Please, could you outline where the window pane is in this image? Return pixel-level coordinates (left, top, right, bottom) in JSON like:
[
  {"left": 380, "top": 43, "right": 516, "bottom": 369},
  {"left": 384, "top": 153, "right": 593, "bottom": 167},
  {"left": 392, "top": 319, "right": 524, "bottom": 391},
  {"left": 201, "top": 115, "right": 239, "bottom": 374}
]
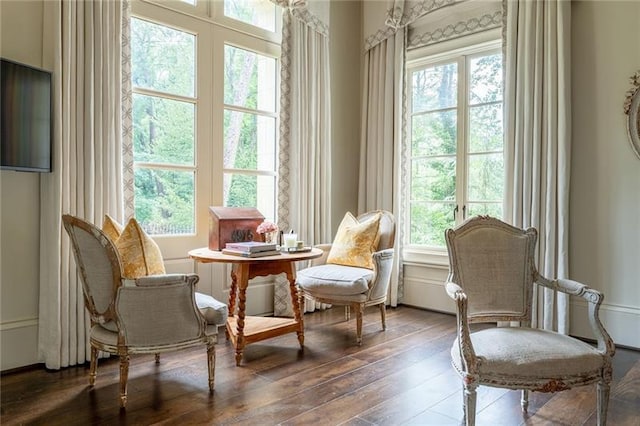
[
  {"left": 134, "top": 168, "right": 195, "bottom": 235},
  {"left": 411, "top": 157, "right": 456, "bottom": 201},
  {"left": 410, "top": 202, "right": 455, "bottom": 246},
  {"left": 469, "top": 103, "right": 503, "bottom": 153},
  {"left": 133, "top": 94, "right": 194, "bottom": 165},
  {"left": 469, "top": 54, "right": 502, "bottom": 105},
  {"left": 131, "top": 18, "right": 195, "bottom": 98},
  {"left": 411, "top": 63, "right": 457, "bottom": 113},
  {"left": 467, "top": 153, "right": 504, "bottom": 201},
  {"left": 412, "top": 111, "right": 457, "bottom": 157},
  {"left": 466, "top": 202, "right": 502, "bottom": 219},
  {"left": 223, "top": 110, "right": 276, "bottom": 170},
  {"left": 224, "top": 45, "right": 276, "bottom": 112},
  {"left": 224, "top": 0, "right": 277, "bottom": 32},
  {"left": 224, "top": 174, "right": 276, "bottom": 219}
]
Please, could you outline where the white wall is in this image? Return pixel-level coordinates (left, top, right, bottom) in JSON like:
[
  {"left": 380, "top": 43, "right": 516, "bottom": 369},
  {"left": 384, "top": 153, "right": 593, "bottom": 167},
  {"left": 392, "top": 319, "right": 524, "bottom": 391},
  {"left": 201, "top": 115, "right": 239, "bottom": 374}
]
[
  {"left": 330, "top": 0, "right": 362, "bottom": 234},
  {"left": 0, "top": 0, "right": 45, "bottom": 371},
  {"left": 570, "top": 0, "right": 640, "bottom": 348}
]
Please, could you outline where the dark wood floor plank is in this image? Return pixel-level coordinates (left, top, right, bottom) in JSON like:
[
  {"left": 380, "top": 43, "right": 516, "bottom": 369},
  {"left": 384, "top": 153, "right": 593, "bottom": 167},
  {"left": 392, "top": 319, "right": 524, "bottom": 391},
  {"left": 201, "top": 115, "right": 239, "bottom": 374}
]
[{"left": 1, "top": 306, "right": 638, "bottom": 426}]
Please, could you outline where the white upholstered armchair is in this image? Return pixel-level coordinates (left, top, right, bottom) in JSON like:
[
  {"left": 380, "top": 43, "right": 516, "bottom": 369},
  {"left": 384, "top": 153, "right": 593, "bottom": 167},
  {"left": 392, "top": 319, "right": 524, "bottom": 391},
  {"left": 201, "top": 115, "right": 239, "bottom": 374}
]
[
  {"left": 62, "top": 215, "right": 226, "bottom": 408},
  {"left": 444, "top": 216, "right": 615, "bottom": 426},
  {"left": 296, "top": 210, "right": 395, "bottom": 345}
]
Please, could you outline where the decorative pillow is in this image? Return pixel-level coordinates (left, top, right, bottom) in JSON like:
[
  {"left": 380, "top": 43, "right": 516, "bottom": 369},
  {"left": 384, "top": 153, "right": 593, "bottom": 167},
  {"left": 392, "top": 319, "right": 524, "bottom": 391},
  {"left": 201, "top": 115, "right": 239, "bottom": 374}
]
[
  {"left": 326, "top": 212, "right": 381, "bottom": 270},
  {"left": 115, "top": 218, "right": 166, "bottom": 279},
  {"left": 102, "top": 214, "right": 123, "bottom": 243}
]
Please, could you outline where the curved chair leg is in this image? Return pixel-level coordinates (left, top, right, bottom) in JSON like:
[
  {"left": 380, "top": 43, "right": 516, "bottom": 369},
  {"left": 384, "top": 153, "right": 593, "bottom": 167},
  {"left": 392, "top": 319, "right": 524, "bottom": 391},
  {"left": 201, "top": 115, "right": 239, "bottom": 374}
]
[
  {"left": 463, "top": 383, "right": 477, "bottom": 426},
  {"left": 521, "top": 389, "right": 529, "bottom": 412},
  {"left": 155, "top": 353, "right": 160, "bottom": 364},
  {"left": 207, "top": 344, "right": 216, "bottom": 393},
  {"left": 597, "top": 380, "right": 610, "bottom": 426},
  {"left": 355, "top": 303, "right": 364, "bottom": 345},
  {"left": 345, "top": 305, "right": 350, "bottom": 321},
  {"left": 119, "top": 354, "right": 130, "bottom": 408},
  {"left": 379, "top": 304, "right": 387, "bottom": 330},
  {"left": 89, "top": 346, "right": 98, "bottom": 386}
]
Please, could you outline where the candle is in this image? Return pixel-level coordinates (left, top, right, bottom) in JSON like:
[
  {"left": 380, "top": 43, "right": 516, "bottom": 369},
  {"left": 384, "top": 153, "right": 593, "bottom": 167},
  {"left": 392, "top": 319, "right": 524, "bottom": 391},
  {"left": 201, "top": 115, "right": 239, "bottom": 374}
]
[{"left": 284, "top": 233, "right": 298, "bottom": 248}]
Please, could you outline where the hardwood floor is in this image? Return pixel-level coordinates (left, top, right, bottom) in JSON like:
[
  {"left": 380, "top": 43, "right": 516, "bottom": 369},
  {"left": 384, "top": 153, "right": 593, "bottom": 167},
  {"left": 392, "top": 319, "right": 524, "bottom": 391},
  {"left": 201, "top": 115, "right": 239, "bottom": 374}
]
[{"left": 1, "top": 306, "right": 639, "bottom": 425}]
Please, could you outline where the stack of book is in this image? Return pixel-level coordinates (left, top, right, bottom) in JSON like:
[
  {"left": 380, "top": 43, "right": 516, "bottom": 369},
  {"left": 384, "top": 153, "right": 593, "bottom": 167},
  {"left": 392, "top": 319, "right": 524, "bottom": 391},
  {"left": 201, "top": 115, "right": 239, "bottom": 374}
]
[{"left": 222, "top": 241, "right": 281, "bottom": 258}]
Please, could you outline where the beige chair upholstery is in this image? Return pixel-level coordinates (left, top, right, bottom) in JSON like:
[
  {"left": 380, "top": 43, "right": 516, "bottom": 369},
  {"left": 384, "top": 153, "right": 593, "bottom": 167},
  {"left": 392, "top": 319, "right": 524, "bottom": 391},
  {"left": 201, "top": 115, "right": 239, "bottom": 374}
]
[
  {"left": 296, "top": 210, "right": 395, "bottom": 345},
  {"left": 62, "top": 215, "right": 226, "bottom": 408},
  {"left": 444, "top": 216, "right": 615, "bottom": 426}
]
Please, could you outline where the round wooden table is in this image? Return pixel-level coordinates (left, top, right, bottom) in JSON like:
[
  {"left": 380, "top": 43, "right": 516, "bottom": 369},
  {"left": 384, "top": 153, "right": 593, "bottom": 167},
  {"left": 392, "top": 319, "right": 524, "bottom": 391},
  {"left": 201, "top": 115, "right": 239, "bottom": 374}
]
[{"left": 188, "top": 247, "right": 323, "bottom": 365}]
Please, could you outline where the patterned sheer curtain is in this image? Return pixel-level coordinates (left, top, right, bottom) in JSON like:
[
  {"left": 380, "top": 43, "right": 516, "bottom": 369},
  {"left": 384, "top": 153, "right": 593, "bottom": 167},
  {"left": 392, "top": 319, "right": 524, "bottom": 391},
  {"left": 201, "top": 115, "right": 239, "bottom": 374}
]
[
  {"left": 38, "top": 0, "right": 126, "bottom": 369},
  {"left": 503, "top": 0, "right": 571, "bottom": 333}
]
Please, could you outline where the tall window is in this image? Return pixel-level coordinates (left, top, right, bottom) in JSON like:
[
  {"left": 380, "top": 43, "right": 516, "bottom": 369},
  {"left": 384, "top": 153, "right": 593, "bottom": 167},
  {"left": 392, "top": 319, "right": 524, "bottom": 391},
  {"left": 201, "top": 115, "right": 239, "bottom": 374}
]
[
  {"left": 407, "top": 44, "right": 503, "bottom": 248},
  {"left": 131, "top": 18, "right": 197, "bottom": 235},
  {"left": 223, "top": 45, "right": 278, "bottom": 221},
  {"left": 129, "top": 0, "right": 281, "bottom": 243}
]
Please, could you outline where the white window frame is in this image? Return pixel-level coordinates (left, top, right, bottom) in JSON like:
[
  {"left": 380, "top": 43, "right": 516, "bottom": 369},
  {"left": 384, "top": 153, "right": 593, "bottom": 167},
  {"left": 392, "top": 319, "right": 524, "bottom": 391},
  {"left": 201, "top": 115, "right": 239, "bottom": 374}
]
[
  {"left": 404, "top": 39, "right": 503, "bottom": 264},
  {"left": 130, "top": 0, "right": 281, "bottom": 260}
]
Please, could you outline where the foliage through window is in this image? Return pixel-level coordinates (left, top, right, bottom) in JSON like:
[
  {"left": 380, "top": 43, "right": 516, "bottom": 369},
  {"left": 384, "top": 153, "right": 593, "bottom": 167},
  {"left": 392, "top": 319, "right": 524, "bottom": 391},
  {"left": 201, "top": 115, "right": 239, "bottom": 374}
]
[
  {"left": 224, "top": 0, "right": 277, "bottom": 33},
  {"left": 131, "top": 18, "right": 197, "bottom": 235},
  {"left": 223, "top": 45, "right": 278, "bottom": 221},
  {"left": 407, "top": 46, "right": 503, "bottom": 247}
]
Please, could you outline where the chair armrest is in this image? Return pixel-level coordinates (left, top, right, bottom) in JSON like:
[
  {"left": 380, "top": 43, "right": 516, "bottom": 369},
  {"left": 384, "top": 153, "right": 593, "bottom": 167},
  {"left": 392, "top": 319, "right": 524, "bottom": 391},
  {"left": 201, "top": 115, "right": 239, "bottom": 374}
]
[
  {"left": 445, "top": 281, "right": 479, "bottom": 375},
  {"left": 115, "top": 277, "right": 206, "bottom": 346},
  {"left": 367, "top": 248, "right": 395, "bottom": 302},
  {"left": 309, "top": 243, "right": 332, "bottom": 267},
  {"left": 536, "top": 276, "right": 615, "bottom": 356},
  {"left": 133, "top": 273, "right": 199, "bottom": 287}
]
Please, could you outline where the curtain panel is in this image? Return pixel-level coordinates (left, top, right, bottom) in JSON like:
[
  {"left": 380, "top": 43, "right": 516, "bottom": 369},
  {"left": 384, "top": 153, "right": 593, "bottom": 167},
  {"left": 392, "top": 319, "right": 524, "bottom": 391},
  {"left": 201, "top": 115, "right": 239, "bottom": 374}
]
[
  {"left": 503, "top": 0, "right": 571, "bottom": 333},
  {"left": 39, "top": 0, "right": 126, "bottom": 369},
  {"left": 273, "top": 1, "right": 332, "bottom": 312},
  {"left": 359, "top": 31, "right": 406, "bottom": 306}
]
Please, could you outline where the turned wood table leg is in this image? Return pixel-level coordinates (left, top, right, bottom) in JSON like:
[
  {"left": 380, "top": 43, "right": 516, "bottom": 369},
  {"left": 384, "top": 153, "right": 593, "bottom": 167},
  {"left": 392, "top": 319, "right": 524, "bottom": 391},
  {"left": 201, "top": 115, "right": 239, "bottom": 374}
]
[
  {"left": 286, "top": 262, "right": 304, "bottom": 348},
  {"left": 234, "top": 264, "right": 249, "bottom": 366},
  {"left": 226, "top": 266, "right": 238, "bottom": 340}
]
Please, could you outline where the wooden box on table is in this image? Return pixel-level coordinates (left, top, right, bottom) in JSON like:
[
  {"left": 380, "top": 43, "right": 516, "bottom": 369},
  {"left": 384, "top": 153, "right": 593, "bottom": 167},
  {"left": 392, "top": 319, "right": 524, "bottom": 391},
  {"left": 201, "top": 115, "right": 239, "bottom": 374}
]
[{"left": 208, "top": 207, "right": 265, "bottom": 251}]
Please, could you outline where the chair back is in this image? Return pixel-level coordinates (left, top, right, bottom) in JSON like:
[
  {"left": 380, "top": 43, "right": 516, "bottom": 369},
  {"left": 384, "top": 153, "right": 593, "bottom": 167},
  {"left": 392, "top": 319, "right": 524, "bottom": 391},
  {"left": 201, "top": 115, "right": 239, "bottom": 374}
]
[
  {"left": 62, "top": 215, "right": 123, "bottom": 325},
  {"left": 445, "top": 216, "right": 537, "bottom": 324},
  {"left": 358, "top": 210, "right": 396, "bottom": 250}
]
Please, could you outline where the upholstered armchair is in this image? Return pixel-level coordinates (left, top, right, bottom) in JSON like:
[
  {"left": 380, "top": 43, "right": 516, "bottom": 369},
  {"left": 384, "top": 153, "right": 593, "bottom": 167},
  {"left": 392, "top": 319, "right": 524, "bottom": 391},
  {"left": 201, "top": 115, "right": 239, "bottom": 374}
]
[
  {"left": 444, "top": 216, "right": 615, "bottom": 426},
  {"left": 62, "top": 215, "right": 227, "bottom": 408},
  {"left": 296, "top": 210, "right": 395, "bottom": 345}
]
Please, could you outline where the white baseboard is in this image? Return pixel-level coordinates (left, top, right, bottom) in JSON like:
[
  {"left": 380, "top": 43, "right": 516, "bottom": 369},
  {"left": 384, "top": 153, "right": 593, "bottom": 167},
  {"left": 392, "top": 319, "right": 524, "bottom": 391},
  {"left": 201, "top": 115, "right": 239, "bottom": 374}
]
[
  {"left": 571, "top": 300, "right": 640, "bottom": 349},
  {"left": 1, "top": 318, "right": 39, "bottom": 371}
]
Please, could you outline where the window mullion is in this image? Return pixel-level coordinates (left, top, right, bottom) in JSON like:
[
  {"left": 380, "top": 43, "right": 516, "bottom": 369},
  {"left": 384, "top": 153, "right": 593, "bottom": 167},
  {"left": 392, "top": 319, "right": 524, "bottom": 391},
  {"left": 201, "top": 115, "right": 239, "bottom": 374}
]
[{"left": 456, "top": 56, "right": 467, "bottom": 224}]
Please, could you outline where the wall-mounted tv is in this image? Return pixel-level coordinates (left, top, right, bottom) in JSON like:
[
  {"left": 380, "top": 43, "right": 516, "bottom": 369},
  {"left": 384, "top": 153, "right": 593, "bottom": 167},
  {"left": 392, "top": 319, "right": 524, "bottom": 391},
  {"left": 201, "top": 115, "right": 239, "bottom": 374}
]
[{"left": 1, "top": 58, "right": 53, "bottom": 172}]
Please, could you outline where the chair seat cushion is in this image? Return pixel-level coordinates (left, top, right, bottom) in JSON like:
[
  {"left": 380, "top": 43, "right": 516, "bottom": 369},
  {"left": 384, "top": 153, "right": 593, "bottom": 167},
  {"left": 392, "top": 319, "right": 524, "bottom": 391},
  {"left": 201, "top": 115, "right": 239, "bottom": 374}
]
[
  {"left": 195, "top": 292, "right": 228, "bottom": 326},
  {"left": 451, "top": 327, "right": 605, "bottom": 381},
  {"left": 297, "top": 264, "right": 373, "bottom": 296}
]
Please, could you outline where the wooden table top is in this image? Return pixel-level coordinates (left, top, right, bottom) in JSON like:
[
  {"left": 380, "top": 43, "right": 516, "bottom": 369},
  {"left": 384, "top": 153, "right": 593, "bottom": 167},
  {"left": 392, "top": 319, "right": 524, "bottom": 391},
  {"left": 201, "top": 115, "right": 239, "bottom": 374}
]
[{"left": 188, "top": 247, "right": 323, "bottom": 264}]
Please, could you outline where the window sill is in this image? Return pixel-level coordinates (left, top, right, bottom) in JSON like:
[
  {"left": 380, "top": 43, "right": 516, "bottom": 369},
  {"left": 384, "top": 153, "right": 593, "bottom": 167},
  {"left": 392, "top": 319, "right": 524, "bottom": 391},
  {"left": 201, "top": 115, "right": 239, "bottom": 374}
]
[{"left": 402, "top": 247, "right": 449, "bottom": 268}]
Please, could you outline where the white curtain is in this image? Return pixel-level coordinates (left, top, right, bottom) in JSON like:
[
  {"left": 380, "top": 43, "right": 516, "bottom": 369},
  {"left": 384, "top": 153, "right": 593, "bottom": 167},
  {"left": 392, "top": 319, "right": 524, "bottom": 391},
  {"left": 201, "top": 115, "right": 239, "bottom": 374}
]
[
  {"left": 277, "top": 8, "right": 331, "bottom": 245},
  {"left": 359, "top": 31, "right": 406, "bottom": 307},
  {"left": 275, "top": 3, "right": 332, "bottom": 312},
  {"left": 38, "top": 0, "right": 125, "bottom": 369},
  {"left": 503, "top": 0, "right": 571, "bottom": 333}
]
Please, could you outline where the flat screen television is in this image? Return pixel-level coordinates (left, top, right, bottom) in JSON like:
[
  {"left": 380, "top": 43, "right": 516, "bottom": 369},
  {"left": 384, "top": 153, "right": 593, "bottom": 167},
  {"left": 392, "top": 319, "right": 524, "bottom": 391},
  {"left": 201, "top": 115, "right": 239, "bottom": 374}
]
[{"left": 1, "top": 58, "right": 53, "bottom": 172}]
